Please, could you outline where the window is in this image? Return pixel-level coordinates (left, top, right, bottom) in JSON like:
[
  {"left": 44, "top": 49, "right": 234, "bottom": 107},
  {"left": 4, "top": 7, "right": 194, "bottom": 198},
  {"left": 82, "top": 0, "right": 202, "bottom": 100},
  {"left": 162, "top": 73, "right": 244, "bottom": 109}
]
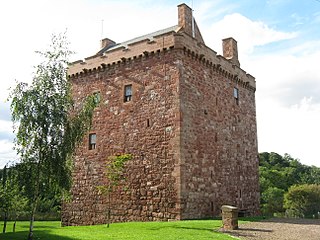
[
  {"left": 124, "top": 84, "right": 132, "bottom": 102},
  {"left": 233, "top": 87, "right": 239, "bottom": 105},
  {"left": 89, "top": 133, "right": 96, "bottom": 150}
]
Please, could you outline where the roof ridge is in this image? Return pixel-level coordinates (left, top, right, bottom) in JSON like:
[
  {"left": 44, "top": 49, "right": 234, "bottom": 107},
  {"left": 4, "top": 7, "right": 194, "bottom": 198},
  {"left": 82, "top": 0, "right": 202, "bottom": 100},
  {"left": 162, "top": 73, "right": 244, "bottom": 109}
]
[{"left": 98, "top": 25, "right": 178, "bottom": 55}]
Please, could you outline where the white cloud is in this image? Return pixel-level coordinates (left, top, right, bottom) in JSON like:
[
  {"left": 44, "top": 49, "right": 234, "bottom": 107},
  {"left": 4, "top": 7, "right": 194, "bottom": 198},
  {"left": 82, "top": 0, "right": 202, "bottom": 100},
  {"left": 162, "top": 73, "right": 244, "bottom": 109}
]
[
  {"left": 0, "top": 120, "right": 14, "bottom": 133},
  {"left": 245, "top": 36, "right": 320, "bottom": 167},
  {"left": 0, "top": 140, "right": 17, "bottom": 168},
  {"left": 258, "top": 97, "right": 320, "bottom": 167},
  {"left": 249, "top": 41, "right": 320, "bottom": 106},
  {"left": 202, "top": 13, "right": 297, "bottom": 58}
]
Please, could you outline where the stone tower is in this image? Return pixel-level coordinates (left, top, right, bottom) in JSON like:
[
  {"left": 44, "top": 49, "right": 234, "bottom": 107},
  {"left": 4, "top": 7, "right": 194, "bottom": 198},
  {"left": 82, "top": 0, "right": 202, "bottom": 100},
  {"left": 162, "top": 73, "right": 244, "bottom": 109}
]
[{"left": 62, "top": 3, "right": 260, "bottom": 226}]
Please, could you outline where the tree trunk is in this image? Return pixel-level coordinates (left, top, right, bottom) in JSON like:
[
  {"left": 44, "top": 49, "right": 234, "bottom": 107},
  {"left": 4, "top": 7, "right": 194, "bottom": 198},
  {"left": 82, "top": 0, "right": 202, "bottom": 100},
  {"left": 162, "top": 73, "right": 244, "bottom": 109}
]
[
  {"left": 13, "top": 220, "right": 16, "bottom": 233},
  {"left": 107, "top": 208, "right": 110, "bottom": 228},
  {"left": 107, "top": 194, "right": 111, "bottom": 228},
  {"left": 2, "top": 211, "right": 8, "bottom": 233},
  {"left": 28, "top": 203, "right": 37, "bottom": 240},
  {"left": 28, "top": 158, "right": 41, "bottom": 240}
]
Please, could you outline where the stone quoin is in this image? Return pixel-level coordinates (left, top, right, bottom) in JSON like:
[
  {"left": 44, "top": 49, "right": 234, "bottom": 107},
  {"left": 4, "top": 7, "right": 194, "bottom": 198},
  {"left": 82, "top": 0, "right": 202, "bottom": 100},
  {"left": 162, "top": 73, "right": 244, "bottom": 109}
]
[{"left": 62, "top": 3, "right": 260, "bottom": 226}]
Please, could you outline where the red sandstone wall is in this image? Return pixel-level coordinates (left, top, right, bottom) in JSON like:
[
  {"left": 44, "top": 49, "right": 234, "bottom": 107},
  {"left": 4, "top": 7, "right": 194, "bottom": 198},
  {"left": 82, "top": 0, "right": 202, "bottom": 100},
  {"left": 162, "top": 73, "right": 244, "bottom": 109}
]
[
  {"left": 62, "top": 38, "right": 260, "bottom": 226},
  {"left": 177, "top": 49, "right": 260, "bottom": 219},
  {"left": 62, "top": 3, "right": 260, "bottom": 226},
  {"left": 62, "top": 50, "right": 182, "bottom": 225}
]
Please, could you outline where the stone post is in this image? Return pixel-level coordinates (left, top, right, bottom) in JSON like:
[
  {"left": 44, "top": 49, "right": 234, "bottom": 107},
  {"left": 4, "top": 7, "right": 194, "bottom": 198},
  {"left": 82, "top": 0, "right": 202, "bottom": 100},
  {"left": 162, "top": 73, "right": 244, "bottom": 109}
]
[{"left": 221, "top": 205, "right": 239, "bottom": 230}]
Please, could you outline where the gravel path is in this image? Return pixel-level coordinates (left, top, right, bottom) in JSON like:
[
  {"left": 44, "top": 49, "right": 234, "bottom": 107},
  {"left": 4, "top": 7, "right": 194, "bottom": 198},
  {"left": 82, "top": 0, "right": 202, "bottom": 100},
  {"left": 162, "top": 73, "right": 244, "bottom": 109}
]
[{"left": 223, "top": 218, "right": 320, "bottom": 240}]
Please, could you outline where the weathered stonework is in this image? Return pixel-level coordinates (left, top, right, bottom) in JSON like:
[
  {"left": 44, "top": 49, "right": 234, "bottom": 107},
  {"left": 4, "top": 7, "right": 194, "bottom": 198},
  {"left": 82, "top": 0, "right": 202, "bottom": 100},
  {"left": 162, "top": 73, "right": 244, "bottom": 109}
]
[
  {"left": 221, "top": 205, "right": 239, "bottom": 230},
  {"left": 62, "top": 3, "right": 260, "bottom": 226}
]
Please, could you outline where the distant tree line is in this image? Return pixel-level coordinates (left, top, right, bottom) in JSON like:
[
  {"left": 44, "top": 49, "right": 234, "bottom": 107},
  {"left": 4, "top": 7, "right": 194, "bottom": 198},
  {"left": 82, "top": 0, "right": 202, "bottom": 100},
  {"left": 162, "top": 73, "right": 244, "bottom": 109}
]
[
  {"left": 0, "top": 162, "right": 60, "bottom": 233},
  {"left": 259, "top": 152, "right": 320, "bottom": 218}
]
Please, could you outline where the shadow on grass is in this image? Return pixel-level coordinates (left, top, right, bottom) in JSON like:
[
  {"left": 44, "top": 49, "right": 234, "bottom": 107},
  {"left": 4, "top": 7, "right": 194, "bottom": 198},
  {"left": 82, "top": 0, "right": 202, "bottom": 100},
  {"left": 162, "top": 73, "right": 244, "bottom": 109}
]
[
  {"left": 148, "top": 224, "right": 214, "bottom": 233},
  {"left": 0, "top": 230, "right": 77, "bottom": 240}
]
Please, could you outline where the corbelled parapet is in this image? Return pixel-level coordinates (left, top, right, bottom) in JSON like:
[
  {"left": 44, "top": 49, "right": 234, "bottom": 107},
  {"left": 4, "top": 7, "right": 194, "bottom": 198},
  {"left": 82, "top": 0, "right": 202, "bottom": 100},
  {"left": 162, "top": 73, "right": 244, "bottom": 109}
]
[{"left": 68, "top": 4, "right": 255, "bottom": 92}]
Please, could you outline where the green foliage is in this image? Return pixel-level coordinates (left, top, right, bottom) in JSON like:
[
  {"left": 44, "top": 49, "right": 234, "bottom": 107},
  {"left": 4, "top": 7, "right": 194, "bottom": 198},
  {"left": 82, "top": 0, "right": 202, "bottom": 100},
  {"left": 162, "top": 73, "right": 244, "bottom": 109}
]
[
  {"left": 0, "top": 220, "right": 238, "bottom": 240},
  {"left": 106, "top": 154, "right": 132, "bottom": 187},
  {"left": 7, "top": 32, "right": 98, "bottom": 240},
  {"left": 259, "top": 152, "right": 320, "bottom": 216},
  {"left": 98, "top": 154, "right": 132, "bottom": 194},
  {"left": 261, "top": 187, "right": 285, "bottom": 215},
  {"left": 98, "top": 154, "right": 132, "bottom": 227},
  {"left": 0, "top": 165, "right": 28, "bottom": 233},
  {"left": 284, "top": 184, "right": 320, "bottom": 218}
]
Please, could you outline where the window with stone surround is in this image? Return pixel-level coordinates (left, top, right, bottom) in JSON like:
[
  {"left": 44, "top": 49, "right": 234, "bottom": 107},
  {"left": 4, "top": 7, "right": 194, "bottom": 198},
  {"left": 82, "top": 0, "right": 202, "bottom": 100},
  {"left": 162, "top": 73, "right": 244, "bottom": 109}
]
[
  {"left": 233, "top": 87, "right": 239, "bottom": 105},
  {"left": 124, "top": 84, "right": 132, "bottom": 102},
  {"left": 89, "top": 133, "right": 96, "bottom": 150}
]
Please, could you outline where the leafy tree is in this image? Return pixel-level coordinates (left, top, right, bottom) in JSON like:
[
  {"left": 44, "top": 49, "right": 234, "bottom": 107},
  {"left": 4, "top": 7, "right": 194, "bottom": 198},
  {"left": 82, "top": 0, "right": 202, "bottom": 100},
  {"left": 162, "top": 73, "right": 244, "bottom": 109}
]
[
  {"left": 299, "top": 166, "right": 320, "bottom": 184},
  {"left": 98, "top": 154, "right": 132, "bottom": 228},
  {"left": 14, "top": 161, "right": 63, "bottom": 219},
  {"left": 8, "top": 33, "right": 98, "bottom": 240},
  {"left": 284, "top": 184, "right": 320, "bottom": 218},
  {"left": 0, "top": 166, "right": 10, "bottom": 233},
  {"left": 259, "top": 152, "right": 320, "bottom": 216},
  {"left": 261, "top": 187, "right": 285, "bottom": 215},
  {"left": 0, "top": 165, "right": 27, "bottom": 233}
]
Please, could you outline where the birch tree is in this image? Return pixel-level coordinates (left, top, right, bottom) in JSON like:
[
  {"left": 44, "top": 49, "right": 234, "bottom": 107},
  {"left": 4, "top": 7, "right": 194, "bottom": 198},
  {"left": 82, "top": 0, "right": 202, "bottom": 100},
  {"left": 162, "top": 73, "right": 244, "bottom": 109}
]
[{"left": 9, "top": 33, "right": 98, "bottom": 240}]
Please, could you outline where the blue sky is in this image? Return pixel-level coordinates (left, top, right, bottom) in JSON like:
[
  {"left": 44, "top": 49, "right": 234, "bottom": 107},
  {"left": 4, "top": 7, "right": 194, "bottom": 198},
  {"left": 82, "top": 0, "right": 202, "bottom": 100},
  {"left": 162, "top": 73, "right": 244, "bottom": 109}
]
[{"left": 1, "top": 0, "right": 320, "bottom": 167}]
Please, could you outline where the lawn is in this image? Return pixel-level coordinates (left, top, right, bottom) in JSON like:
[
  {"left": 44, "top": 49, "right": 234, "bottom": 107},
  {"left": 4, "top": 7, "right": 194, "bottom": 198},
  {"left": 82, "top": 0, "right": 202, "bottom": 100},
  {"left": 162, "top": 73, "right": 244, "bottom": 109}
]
[{"left": 0, "top": 219, "right": 242, "bottom": 240}]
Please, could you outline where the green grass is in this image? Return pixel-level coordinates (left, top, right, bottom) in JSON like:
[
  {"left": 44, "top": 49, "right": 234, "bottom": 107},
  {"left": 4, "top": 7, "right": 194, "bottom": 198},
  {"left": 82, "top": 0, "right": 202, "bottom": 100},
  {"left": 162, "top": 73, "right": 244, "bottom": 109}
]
[{"left": 0, "top": 219, "right": 242, "bottom": 240}]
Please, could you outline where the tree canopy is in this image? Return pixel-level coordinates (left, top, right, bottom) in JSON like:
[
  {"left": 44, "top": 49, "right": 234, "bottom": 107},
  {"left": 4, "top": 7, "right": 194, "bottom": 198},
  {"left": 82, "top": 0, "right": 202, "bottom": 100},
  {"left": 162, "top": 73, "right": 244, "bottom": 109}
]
[
  {"left": 8, "top": 32, "right": 98, "bottom": 240},
  {"left": 259, "top": 152, "right": 320, "bottom": 217}
]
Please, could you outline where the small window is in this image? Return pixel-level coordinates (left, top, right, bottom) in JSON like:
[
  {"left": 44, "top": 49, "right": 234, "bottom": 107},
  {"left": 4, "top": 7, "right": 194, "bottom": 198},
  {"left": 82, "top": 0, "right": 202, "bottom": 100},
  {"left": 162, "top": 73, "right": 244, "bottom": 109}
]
[
  {"left": 89, "top": 133, "right": 96, "bottom": 150},
  {"left": 124, "top": 85, "right": 132, "bottom": 102},
  {"left": 233, "top": 87, "right": 239, "bottom": 105}
]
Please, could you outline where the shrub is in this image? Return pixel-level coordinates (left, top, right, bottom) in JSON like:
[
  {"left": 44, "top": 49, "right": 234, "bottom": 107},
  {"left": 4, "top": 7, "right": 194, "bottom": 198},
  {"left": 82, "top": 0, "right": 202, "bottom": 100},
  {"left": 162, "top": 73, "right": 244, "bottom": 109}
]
[{"left": 284, "top": 184, "right": 320, "bottom": 218}]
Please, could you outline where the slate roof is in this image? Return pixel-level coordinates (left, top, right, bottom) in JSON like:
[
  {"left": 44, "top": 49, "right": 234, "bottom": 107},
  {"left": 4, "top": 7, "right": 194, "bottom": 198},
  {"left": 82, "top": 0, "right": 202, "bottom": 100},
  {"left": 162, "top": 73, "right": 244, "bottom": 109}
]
[{"left": 97, "top": 25, "right": 178, "bottom": 55}]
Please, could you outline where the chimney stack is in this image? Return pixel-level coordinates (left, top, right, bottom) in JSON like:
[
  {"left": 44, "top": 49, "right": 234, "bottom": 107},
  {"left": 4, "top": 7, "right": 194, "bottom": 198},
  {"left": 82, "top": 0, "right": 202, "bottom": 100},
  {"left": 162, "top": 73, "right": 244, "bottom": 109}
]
[
  {"left": 222, "top": 38, "right": 240, "bottom": 67},
  {"left": 178, "top": 3, "right": 193, "bottom": 37}
]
